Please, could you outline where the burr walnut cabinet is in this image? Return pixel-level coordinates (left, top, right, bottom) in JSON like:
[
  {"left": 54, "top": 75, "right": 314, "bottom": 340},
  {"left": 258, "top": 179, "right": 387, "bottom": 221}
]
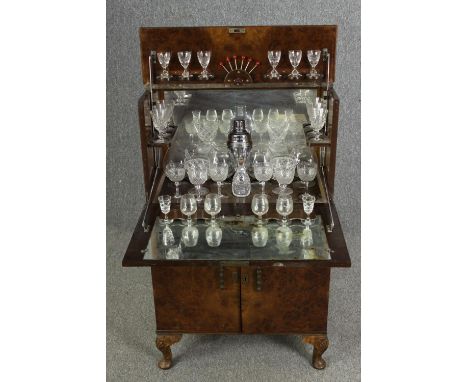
[{"left": 122, "top": 25, "right": 351, "bottom": 371}]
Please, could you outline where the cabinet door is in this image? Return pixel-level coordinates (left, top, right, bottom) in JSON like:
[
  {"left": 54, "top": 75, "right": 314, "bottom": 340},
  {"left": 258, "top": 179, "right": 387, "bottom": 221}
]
[
  {"left": 151, "top": 266, "right": 241, "bottom": 333},
  {"left": 240, "top": 266, "right": 330, "bottom": 334}
]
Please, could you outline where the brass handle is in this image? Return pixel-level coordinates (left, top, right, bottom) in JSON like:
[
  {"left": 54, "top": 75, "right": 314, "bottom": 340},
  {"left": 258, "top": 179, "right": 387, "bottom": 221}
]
[{"left": 256, "top": 269, "right": 262, "bottom": 291}]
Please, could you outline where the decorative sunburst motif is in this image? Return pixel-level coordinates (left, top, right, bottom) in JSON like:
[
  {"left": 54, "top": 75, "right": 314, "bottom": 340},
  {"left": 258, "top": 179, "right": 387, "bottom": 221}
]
[{"left": 219, "top": 55, "right": 260, "bottom": 85}]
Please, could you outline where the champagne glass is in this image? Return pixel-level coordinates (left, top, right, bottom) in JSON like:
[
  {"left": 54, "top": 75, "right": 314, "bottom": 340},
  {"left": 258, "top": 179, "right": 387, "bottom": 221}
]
[
  {"left": 204, "top": 193, "right": 221, "bottom": 224},
  {"left": 306, "top": 50, "right": 321, "bottom": 79},
  {"left": 251, "top": 194, "right": 269, "bottom": 223},
  {"left": 266, "top": 50, "right": 281, "bottom": 79},
  {"left": 297, "top": 160, "right": 317, "bottom": 196},
  {"left": 251, "top": 225, "right": 268, "bottom": 247},
  {"left": 220, "top": 109, "right": 234, "bottom": 136},
  {"left": 197, "top": 50, "right": 212, "bottom": 80},
  {"left": 209, "top": 147, "right": 230, "bottom": 197},
  {"left": 177, "top": 51, "right": 191, "bottom": 80},
  {"left": 252, "top": 108, "right": 266, "bottom": 142},
  {"left": 206, "top": 223, "right": 222, "bottom": 247},
  {"left": 180, "top": 194, "right": 197, "bottom": 225},
  {"left": 185, "top": 158, "right": 208, "bottom": 202},
  {"left": 158, "top": 195, "right": 173, "bottom": 224},
  {"left": 276, "top": 194, "right": 293, "bottom": 226},
  {"left": 288, "top": 50, "right": 302, "bottom": 79},
  {"left": 302, "top": 194, "right": 316, "bottom": 226},
  {"left": 252, "top": 149, "right": 273, "bottom": 194},
  {"left": 157, "top": 51, "right": 171, "bottom": 81},
  {"left": 164, "top": 160, "right": 185, "bottom": 199},
  {"left": 272, "top": 156, "right": 297, "bottom": 195}
]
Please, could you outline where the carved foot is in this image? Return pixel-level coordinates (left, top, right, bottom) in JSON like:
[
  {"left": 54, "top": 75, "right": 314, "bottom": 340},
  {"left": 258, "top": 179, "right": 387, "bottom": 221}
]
[
  {"left": 303, "top": 334, "right": 329, "bottom": 369},
  {"left": 155, "top": 334, "right": 182, "bottom": 369}
]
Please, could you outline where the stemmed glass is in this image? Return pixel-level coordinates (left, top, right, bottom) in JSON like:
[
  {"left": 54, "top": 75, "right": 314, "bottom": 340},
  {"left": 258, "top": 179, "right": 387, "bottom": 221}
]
[
  {"left": 251, "top": 194, "right": 269, "bottom": 223},
  {"left": 306, "top": 50, "right": 321, "bottom": 79},
  {"left": 276, "top": 194, "right": 293, "bottom": 226},
  {"left": 220, "top": 109, "right": 234, "bottom": 136},
  {"left": 266, "top": 50, "right": 281, "bottom": 79},
  {"left": 164, "top": 160, "right": 185, "bottom": 199},
  {"left": 272, "top": 155, "right": 297, "bottom": 195},
  {"left": 297, "top": 157, "right": 317, "bottom": 196},
  {"left": 252, "top": 149, "right": 273, "bottom": 194},
  {"left": 197, "top": 50, "right": 212, "bottom": 80},
  {"left": 150, "top": 100, "right": 174, "bottom": 141},
  {"left": 158, "top": 195, "right": 173, "bottom": 224},
  {"left": 204, "top": 193, "right": 221, "bottom": 224},
  {"left": 208, "top": 146, "right": 230, "bottom": 197},
  {"left": 177, "top": 51, "right": 192, "bottom": 80},
  {"left": 206, "top": 109, "right": 217, "bottom": 122},
  {"left": 174, "top": 90, "right": 190, "bottom": 105},
  {"left": 252, "top": 108, "right": 266, "bottom": 142},
  {"left": 180, "top": 194, "right": 197, "bottom": 225},
  {"left": 157, "top": 51, "right": 171, "bottom": 81},
  {"left": 302, "top": 194, "right": 316, "bottom": 226},
  {"left": 288, "top": 50, "right": 302, "bottom": 79},
  {"left": 267, "top": 108, "right": 288, "bottom": 143},
  {"left": 185, "top": 158, "right": 208, "bottom": 202},
  {"left": 305, "top": 96, "right": 328, "bottom": 140}
]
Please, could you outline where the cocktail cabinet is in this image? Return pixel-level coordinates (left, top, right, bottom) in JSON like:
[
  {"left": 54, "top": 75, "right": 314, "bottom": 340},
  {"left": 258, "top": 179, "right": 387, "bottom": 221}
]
[{"left": 122, "top": 25, "right": 351, "bottom": 371}]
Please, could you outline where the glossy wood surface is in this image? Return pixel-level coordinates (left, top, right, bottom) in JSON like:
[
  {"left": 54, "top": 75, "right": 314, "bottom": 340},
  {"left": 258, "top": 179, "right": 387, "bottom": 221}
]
[{"left": 140, "top": 26, "right": 337, "bottom": 85}]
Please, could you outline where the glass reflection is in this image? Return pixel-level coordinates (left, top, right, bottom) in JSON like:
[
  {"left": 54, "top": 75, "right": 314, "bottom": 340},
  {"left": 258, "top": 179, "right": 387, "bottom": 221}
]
[
  {"left": 182, "top": 225, "right": 199, "bottom": 247},
  {"left": 251, "top": 224, "right": 269, "bottom": 247},
  {"left": 205, "top": 223, "right": 222, "bottom": 247},
  {"left": 276, "top": 225, "right": 293, "bottom": 253}
]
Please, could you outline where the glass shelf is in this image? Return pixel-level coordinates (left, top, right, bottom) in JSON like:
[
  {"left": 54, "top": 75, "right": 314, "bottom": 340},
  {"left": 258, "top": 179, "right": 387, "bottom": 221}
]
[{"left": 143, "top": 215, "right": 331, "bottom": 262}]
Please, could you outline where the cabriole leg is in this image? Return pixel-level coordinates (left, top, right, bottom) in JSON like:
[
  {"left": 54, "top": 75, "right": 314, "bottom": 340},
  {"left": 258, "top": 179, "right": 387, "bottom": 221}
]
[
  {"left": 155, "top": 334, "right": 182, "bottom": 369},
  {"left": 303, "top": 334, "right": 329, "bottom": 369}
]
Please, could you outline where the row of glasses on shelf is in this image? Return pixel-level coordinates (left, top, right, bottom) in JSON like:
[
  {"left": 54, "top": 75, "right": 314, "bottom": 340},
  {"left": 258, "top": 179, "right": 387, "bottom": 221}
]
[
  {"left": 266, "top": 49, "right": 322, "bottom": 80},
  {"left": 156, "top": 51, "right": 213, "bottom": 81}
]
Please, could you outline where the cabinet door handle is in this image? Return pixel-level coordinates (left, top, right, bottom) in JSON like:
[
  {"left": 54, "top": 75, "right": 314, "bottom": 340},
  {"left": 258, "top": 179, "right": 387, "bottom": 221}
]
[
  {"left": 219, "top": 267, "right": 225, "bottom": 289},
  {"left": 241, "top": 274, "right": 248, "bottom": 285},
  {"left": 256, "top": 269, "right": 262, "bottom": 291}
]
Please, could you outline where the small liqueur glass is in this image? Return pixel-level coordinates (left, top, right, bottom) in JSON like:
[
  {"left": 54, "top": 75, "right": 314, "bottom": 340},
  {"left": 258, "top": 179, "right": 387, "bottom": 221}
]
[
  {"left": 297, "top": 159, "right": 317, "bottom": 196},
  {"left": 205, "top": 223, "right": 222, "bottom": 247},
  {"left": 306, "top": 50, "right": 321, "bottom": 79},
  {"left": 266, "top": 50, "right": 281, "bottom": 79},
  {"left": 158, "top": 195, "right": 173, "bottom": 224},
  {"left": 288, "top": 50, "right": 302, "bottom": 79},
  {"left": 185, "top": 158, "right": 209, "bottom": 202},
  {"left": 204, "top": 193, "right": 222, "bottom": 224},
  {"left": 272, "top": 156, "right": 297, "bottom": 195},
  {"left": 157, "top": 51, "right": 171, "bottom": 81},
  {"left": 197, "top": 50, "right": 212, "bottom": 80},
  {"left": 276, "top": 194, "right": 293, "bottom": 226},
  {"left": 251, "top": 194, "right": 269, "bottom": 223},
  {"left": 164, "top": 160, "right": 185, "bottom": 199},
  {"left": 302, "top": 194, "right": 316, "bottom": 226},
  {"left": 252, "top": 149, "right": 273, "bottom": 194},
  {"left": 177, "top": 51, "right": 192, "bottom": 80},
  {"left": 180, "top": 193, "right": 197, "bottom": 225},
  {"left": 220, "top": 109, "right": 234, "bottom": 136}
]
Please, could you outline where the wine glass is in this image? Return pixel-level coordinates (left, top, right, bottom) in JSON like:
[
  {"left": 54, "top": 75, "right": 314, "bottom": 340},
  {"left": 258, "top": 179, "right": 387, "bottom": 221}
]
[
  {"left": 164, "top": 160, "right": 185, "bottom": 199},
  {"left": 157, "top": 51, "right": 171, "bottom": 81},
  {"left": 251, "top": 225, "right": 269, "bottom": 247},
  {"left": 206, "top": 109, "right": 218, "bottom": 122},
  {"left": 305, "top": 98, "right": 328, "bottom": 141},
  {"left": 180, "top": 194, "right": 197, "bottom": 225},
  {"left": 266, "top": 50, "right": 281, "bottom": 79},
  {"left": 272, "top": 156, "right": 297, "bottom": 195},
  {"left": 208, "top": 146, "right": 230, "bottom": 197},
  {"left": 206, "top": 223, "right": 222, "bottom": 247},
  {"left": 182, "top": 225, "right": 199, "bottom": 247},
  {"left": 177, "top": 51, "right": 191, "bottom": 80},
  {"left": 197, "top": 50, "right": 212, "bottom": 80},
  {"left": 252, "top": 108, "right": 266, "bottom": 142},
  {"left": 276, "top": 194, "right": 293, "bottom": 226},
  {"left": 251, "top": 194, "right": 269, "bottom": 223},
  {"left": 196, "top": 118, "right": 218, "bottom": 144},
  {"left": 204, "top": 193, "right": 221, "bottom": 224},
  {"left": 306, "top": 50, "right": 321, "bottom": 79},
  {"left": 302, "top": 194, "right": 316, "bottom": 226},
  {"left": 297, "top": 159, "right": 317, "bottom": 196},
  {"left": 220, "top": 109, "right": 234, "bottom": 136},
  {"left": 158, "top": 195, "right": 173, "bottom": 224},
  {"left": 267, "top": 108, "right": 288, "bottom": 143},
  {"left": 288, "top": 50, "right": 302, "bottom": 79},
  {"left": 185, "top": 158, "right": 208, "bottom": 202},
  {"left": 252, "top": 149, "right": 273, "bottom": 194}
]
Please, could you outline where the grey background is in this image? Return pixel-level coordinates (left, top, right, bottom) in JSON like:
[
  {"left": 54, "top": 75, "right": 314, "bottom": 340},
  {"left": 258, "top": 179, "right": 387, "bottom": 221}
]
[{"left": 107, "top": 0, "right": 360, "bottom": 380}]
